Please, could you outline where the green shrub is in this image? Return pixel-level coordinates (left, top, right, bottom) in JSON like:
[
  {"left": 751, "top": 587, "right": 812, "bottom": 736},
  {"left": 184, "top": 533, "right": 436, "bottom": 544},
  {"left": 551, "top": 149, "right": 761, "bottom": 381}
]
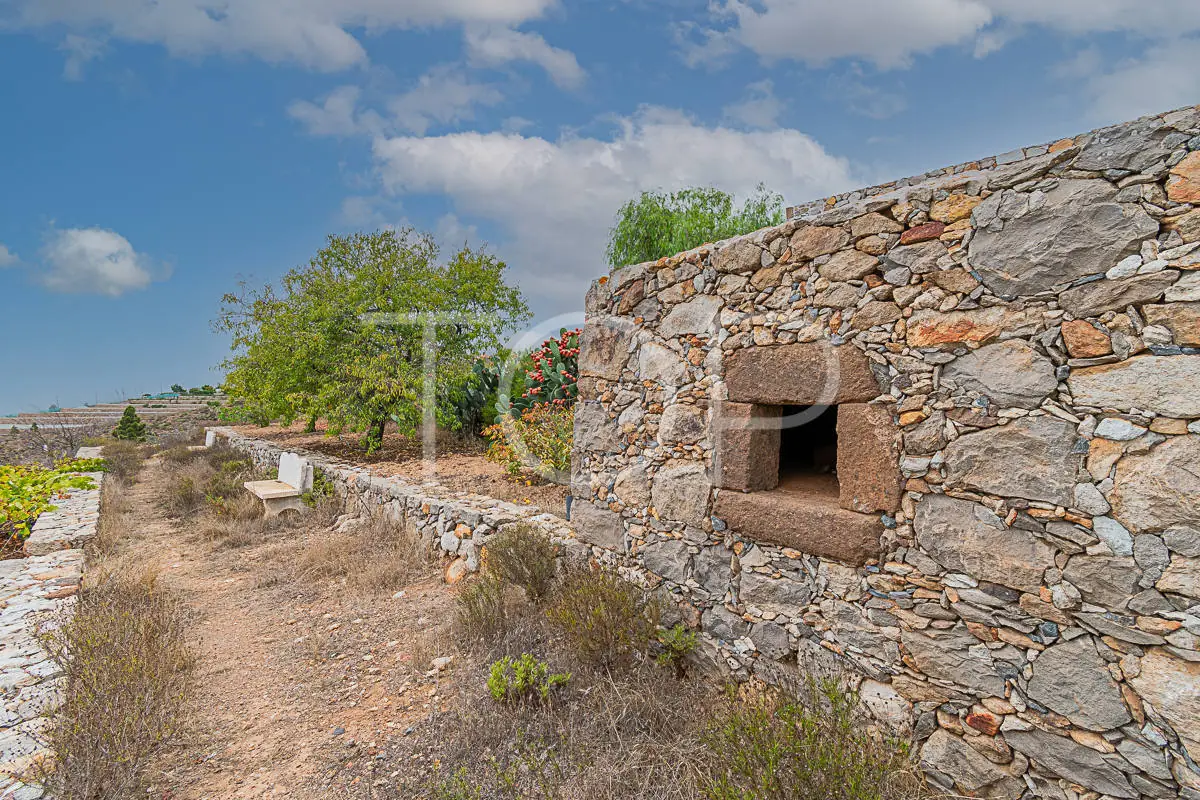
[
  {"left": 455, "top": 573, "right": 511, "bottom": 641},
  {"left": 484, "top": 404, "right": 574, "bottom": 483},
  {"left": 487, "top": 653, "right": 571, "bottom": 706},
  {"left": 485, "top": 525, "right": 559, "bottom": 602},
  {"left": 700, "top": 681, "right": 927, "bottom": 800},
  {"left": 656, "top": 623, "right": 698, "bottom": 678},
  {"left": 301, "top": 467, "right": 336, "bottom": 509},
  {"left": 112, "top": 406, "right": 147, "bottom": 442},
  {"left": 545, "top": 567, "right": 658, "bottom": 668}
]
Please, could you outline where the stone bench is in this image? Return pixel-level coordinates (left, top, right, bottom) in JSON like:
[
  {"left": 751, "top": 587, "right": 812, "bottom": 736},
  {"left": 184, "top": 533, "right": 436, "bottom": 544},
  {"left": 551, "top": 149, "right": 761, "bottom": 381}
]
[{"left": 244, "top": 452, "right": 312, "bottom": 517}]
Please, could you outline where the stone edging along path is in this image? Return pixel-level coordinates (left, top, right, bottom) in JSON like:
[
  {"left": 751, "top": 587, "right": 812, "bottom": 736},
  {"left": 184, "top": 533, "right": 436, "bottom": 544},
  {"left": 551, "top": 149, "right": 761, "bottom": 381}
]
[
  {"left": 209, "top": 428, "right": 580, "bottom": 583},
  {"left": 0, "top": 448, "right": 104, "bottom": 799}
]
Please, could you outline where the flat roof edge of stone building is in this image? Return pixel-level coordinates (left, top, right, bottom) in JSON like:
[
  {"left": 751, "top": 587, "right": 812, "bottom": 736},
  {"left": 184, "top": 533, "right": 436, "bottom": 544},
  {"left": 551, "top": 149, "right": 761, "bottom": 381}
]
[
  {"left": 593, "top": 102, "right": 1200, "bottom": 290},
  {"left": 784, "top": 103, "right": 1200, "bottom": 222}
]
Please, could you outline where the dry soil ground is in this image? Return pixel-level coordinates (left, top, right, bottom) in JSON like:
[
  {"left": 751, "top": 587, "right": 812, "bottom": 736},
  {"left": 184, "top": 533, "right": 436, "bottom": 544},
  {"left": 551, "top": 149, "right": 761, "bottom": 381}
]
[{"left": 108, "top": 456, "right": 464, "bottom": 799}]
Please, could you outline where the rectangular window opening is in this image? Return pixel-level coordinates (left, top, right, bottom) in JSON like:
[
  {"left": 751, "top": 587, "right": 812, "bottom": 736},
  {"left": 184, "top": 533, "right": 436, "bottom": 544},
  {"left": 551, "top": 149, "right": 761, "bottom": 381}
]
[{"left": 777, "top": 404, "right": 839, "bottom": 498}]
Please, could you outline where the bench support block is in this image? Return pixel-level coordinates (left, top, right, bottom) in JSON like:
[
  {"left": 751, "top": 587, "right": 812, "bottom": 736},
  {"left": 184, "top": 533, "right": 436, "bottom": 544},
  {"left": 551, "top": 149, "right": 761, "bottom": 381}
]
[{"left": 261, "top": 495, "right": 306, "bottom": 518}]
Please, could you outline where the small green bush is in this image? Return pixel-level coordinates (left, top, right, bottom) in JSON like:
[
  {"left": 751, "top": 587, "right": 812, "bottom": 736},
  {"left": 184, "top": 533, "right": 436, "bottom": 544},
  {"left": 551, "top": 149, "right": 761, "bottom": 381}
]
[
  {"left": 487, "top": 653, "right": 571, "bottom": 706},
  {"left": 545, "top": 567, "right": 658, "bottom": 668},
  {"left": 656, "top": 623, "right": 698, "bottom": 678},
  {"left": 301, "top": 467, "right": 336, "bottom": 508},
  {"left": 485, "top": 525, "right": 559, "bottom": 602},
  {"left": 112, "top": 406, "right": 147, "bottom": 442},
  {"left": 701, "top": 681, "right": 927, "bottom": 800}
]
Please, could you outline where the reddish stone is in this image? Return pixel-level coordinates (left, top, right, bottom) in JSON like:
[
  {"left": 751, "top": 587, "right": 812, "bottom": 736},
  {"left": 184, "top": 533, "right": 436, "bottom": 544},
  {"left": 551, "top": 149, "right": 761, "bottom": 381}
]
[
  {"left": 1061, "top": 319, "right": 1113, "bottom": 357},
  {"left": 714, "top": 402, "right": 781, "bottom": 492},
  {"left": 1144, "top": 303, "right": 1200, "bottom": 346},
  {"left": 725, "top": 342, "right": 879, "bottom": 405},
  {"left": 43, "top": 586, "right": 79, "bottom": 600},
  {"left": 837, "top": 404, "right": 901, "bottom": 514},
  {"left": 899, "top": 222, "right": 946, "bottom": 245},
  {"left": 616, "top": 278, "right": 644, "bottom": 315},
  {"left": 714, "top": 486, "right": 882, "bottom": 565},
  {"left": 1167, "top": 151, "right": 1200, "bottom": 204}
]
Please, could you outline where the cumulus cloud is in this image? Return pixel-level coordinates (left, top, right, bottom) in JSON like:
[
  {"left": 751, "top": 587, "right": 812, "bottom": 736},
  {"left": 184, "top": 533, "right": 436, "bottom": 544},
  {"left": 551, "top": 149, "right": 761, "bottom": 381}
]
[
  {"left": 722, "top": 80, "right": 782, "bottom": 129},
  {"left": 371, "top": 107, "right": 854, "bottom": 307},
  {"left": 1064, "top": 37, "right": 1200, "bottom": 123},
  {"left": 465, "top": 27, "right": 586, "bottom": 89},
  {"left": 37, "top": 227, "right": 165, "bottom": 296},
  {"left": 695, "top": 0, "right": 1200, "bottom": 69},
  {"left": 289, "top": 68, "right": 503, "bottom": 138},
  {"left": 0, "top": 244, "right": 18, "bottom": 267},
  {"left": 5, "top": 0, "right": 558, "bottom": 72}
]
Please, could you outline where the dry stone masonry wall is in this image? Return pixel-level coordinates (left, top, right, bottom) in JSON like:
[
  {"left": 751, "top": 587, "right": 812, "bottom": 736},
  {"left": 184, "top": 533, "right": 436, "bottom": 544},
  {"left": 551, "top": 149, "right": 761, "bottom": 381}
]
[
  {"left": 573, "top": 105, "right": 1200, "bottom": 800},
  {"left": 210, "top": 429, "right": 577, "bottom": 584},
  {"left": 1, "top": 450, "right": 104, "bottom": 799}
]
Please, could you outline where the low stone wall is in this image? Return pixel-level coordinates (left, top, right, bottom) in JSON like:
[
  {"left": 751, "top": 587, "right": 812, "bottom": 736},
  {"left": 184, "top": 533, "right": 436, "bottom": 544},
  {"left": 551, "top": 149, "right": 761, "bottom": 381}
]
[
  {"left": 574, "top": 104, "right": 1200, "bottom": 799},
  {"left": 1, "top": 459, "right": 104, "bottom": 798},
  {"left": 208, "top": 428, "right": 577, "bottom": 581}
]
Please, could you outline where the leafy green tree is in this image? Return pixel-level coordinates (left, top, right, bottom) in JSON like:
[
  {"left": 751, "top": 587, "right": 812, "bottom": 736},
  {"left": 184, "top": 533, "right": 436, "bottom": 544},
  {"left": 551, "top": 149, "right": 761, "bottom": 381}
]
[
  {"left": 215, "top": 229, "right": 530, "bottom": 452},
  {"left": 113, "top": 406, "right": 147, "bottom": 442},
  {"left": 605, "top": 184, "right": 784, "bottom": 268},
  {"left": 170, "top": 384, "right": 185, "bottom": 394}
]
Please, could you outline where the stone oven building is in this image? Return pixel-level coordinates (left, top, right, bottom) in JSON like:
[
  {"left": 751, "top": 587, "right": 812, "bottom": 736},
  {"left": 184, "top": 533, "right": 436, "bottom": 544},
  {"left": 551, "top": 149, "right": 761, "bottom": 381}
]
[{"left": 572, "top": 105, "right": 1200, "bottom": 798}]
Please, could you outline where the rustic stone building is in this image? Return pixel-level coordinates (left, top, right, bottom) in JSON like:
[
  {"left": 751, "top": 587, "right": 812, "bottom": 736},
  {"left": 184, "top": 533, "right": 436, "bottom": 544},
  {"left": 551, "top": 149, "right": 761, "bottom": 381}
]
[{"left": 573, "top": 105, "right": 1200, "bottom": 798}]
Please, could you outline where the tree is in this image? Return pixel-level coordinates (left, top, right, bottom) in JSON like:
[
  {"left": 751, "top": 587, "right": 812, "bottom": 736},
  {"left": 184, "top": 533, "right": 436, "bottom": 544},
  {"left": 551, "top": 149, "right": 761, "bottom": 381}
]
[
  {"left": 605, "top": 184, "right": 784, "bottom": 268},
  {"left": 113, "top": 406, "right": 147, "bottom": 442},
  {"left": 215, "top": 229, "right": 530, "bottom": 452},
  {"left": 170, "top": 384, "right": 185, "bottom": 394}
]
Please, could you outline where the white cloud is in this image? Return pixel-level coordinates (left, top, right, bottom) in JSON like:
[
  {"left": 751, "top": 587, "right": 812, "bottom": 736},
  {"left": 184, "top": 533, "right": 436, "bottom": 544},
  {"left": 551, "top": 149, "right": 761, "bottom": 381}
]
[
  {"left": 290, "top": 68, "right": 502, "bottom": 138},
  {"left": 0, "top": 244, "right": 18, "bottom": 267},
  {"left": 371, "top": 107, "right": 853, "bottom": 306},
  {"left": 288, "top": 85, "right": 370, "bottom": 137},
  {"left": 59, "top": 33, "right": 106, "bottom": 80},
  {"left": 37, "top": 227, "right": 164, "bottom": 296},
  {"left": 386, "top": 66, "right": 504, "bottom": 136},
  {"left": 722, "top": 80, "right": 782, "bottom": 129},
  {"left": 465, "top": 27, "right": 586, "bottom": 89},
  {"left": 696, "top": 0, "right": 1200, "bottom": 69},
  {"left": 6, "top": 0, "right": 558, "bottom": 72},
  {"left": 1066, "top": 37, "right": 1200, "bottom": 123}
]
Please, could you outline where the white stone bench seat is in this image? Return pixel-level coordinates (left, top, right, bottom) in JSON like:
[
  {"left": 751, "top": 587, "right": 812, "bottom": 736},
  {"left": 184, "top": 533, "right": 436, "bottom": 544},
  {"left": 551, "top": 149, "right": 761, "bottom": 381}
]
[{"left": 244, "top": 452, "right": 313, "bottom": 517}]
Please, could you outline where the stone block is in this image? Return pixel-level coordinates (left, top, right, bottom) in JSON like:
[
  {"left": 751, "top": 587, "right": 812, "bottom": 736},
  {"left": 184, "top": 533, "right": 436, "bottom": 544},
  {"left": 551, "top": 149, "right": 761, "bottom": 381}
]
[
  {"left": 1110, "top": 435, "right": 1200, "bottom": 533},
  {"left": 790, "top": 225, "right": 849, "bottom": 260},
  {"left": 906, "top": 307, "right": 1039, "bottom": 348},
  {"left": 570, "top": 501, "right": 625, "bottom": 551},
  {"left": 578, "top": 316, "right": 633, "bottom": 380},
  {"left": 1068, "top": 355, "right": 1200, "bottom": 417},
  {"left": 573, "top": 402, "right": 621, "bottom": 453},
  {"left": 659, "top": 295, "right": 722, "bottom": 339},
  {"left": 1128, "top": 649, "right": 1200, "bottom": 760},
  {"left": 1004, "top": 730, "right": 1137, "bottom": 798},
  {"left": 713, "top": 489, "right": 881, "bottom": 565},
  {"left": 714, "top": 402, "right": 781, "bottom": 492},
  {"left": 836, "top": 404, "right": 901, "bottom": 514},
  {"left": 914, "top": 494, "right": 1056, "bottom": 593},
  {"left": 1061, "top": 319, "right": 1113, "bottom": 357},
  {"left": 920, "top": 730, "right": 1024, "bottom": 800},
  {"left": 941, "top": 340, "right": 1058, "bottom": 410},
  {"left": 1143, "top": 303, "right": 1200, "bottom": 346},
  {"left": 724, "top": 342, "right": 879, "bottom": 405},
  {"left": 942, "top": 416, "right": 1082, "bottom": 507},
  {"left": 651, "top": 461, "right": 711, "bottom": 527},
  {"left": 968, "top": 179, "right": 1158, "bottom": 297},
  {"left": 1026, "top": 635, "right": 1131, "bottom": 731},
  {"left": 1059, "top": 271, "right": 1177, "bottom": 317},
  {"left": 1167, "top": 150, "right": 1200, "bottom": 203}
]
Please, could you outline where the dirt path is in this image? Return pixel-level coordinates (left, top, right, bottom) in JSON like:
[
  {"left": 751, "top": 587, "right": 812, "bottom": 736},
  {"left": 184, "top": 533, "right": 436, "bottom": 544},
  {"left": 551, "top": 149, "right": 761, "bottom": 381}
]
[{"left": 110, "top": 457, "right": 459, "bottom": 799}]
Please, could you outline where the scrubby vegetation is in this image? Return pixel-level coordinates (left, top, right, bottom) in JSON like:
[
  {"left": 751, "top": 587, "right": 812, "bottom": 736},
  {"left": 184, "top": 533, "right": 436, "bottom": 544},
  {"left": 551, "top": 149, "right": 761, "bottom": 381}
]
[{"left": 41, "top": 564, "right": 194, "bottom": 798}]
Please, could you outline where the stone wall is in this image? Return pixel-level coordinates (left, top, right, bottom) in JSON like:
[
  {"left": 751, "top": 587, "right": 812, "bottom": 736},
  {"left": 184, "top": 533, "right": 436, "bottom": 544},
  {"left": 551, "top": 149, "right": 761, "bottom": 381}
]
[
  {"left": 1, "top": 451, "right": 104, "bottom": 798},
  {"left": 573, "top": 105, "right": 1200, "bottom": 799},
  {"left": 209, "top": 428, "right": 577, "bottom": 583}
]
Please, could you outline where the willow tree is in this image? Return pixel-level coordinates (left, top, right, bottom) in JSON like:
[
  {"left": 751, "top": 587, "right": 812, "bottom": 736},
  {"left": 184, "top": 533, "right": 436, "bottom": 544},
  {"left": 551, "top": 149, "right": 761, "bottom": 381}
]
[
  {"left": 215, "top": 229, "right": 529, "bottom": 451},
  {"left": 605, "top": 184, "right": 784, "bottom": 268}
]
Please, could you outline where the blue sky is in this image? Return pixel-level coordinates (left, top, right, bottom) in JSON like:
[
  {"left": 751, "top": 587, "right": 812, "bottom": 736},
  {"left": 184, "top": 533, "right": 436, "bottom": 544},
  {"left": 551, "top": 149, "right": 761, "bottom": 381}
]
[{"left": 2, "top": 0, "right": 1199, "bottom": 413}]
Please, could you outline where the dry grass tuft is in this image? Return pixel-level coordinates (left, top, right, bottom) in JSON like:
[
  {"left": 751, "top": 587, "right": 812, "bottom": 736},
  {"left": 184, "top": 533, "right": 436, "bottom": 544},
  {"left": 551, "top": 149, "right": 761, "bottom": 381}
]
[
  {"left": 101, "top": 440, "right": 145, "bottom": 485},
  {"left": 297, "top": 515, "right": 435, "bottom": 593},
  {"left": 40, "top": 567, "right": 194, "bottom": 799}
]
